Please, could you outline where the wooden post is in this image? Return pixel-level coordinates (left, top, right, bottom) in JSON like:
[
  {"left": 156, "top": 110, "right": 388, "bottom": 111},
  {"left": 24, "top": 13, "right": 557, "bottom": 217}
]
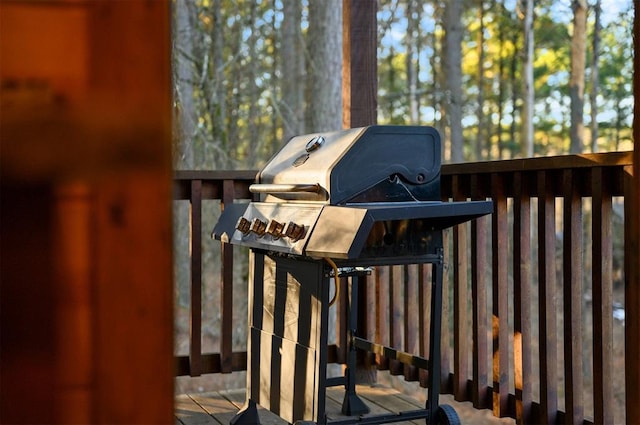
[
  {"left": 0, "top": 1, "right": 173, "bottom": 423},
  {"left": 342, "top": 0, "right": 377, "bottom": 129},
  {"left": 342, "top": 0, "right": 378, "bottom": 384}
]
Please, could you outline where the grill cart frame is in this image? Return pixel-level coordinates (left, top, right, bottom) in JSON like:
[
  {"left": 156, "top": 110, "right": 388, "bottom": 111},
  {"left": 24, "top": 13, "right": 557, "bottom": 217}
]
[{"left": 212, "top": 126, "right": 493, "bottom": 425}]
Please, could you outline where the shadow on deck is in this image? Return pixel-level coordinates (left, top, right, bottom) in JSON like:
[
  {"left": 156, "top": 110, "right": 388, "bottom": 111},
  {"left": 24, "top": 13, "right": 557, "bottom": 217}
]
[{"left": 175, "top": 375, "right": 514, "bottom": 425}]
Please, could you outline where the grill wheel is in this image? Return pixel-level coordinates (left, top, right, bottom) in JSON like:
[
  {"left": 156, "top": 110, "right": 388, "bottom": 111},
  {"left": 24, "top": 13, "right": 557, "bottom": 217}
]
[{"left": 433, "top": 404, "right": 461, "bottom": 425}]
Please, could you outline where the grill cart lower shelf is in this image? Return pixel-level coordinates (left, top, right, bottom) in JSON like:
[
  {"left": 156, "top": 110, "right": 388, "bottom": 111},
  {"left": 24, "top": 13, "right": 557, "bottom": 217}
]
[{"left": 229, "top": 251, "right": 460, "bottom": 425}]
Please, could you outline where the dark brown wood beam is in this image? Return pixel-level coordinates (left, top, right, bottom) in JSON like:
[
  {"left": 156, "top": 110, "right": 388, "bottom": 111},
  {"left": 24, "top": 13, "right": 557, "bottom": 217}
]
[{"left": 342, "top": 0, "right": 377, "bottom": 128}]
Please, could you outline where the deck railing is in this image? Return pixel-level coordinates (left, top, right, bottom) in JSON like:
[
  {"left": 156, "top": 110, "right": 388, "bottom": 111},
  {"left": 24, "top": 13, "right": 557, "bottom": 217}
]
[{"left": 173, "top": 151, "right": 633, "bottom": 424}]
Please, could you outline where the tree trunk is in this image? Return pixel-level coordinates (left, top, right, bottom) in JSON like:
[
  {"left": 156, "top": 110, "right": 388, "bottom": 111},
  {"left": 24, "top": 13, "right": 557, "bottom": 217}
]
[
  {"left": 570, "top": 0, "right": 588, "bottom": 154},
  {"left": 590, "top": 0, "right": 601, "bottom": 153},
  {"left": 496, "top": 0, "right": 506, "bottom": 160},
  {"left": 173, "top": 0, "right": 196, "bottom": 170},
  {"left": 281, "top": 0, "right": 305, "bottom": 142},
  {"left": 475, "top": 0, "right": 486, "bottom": 161},
  {"left": 307, "top": 0, "right": 342, "bottom": 133},
  {"left": 443, "top": 0, "right": 464, "bottom": 163},
  {"left": 210, "top": 0, "right": 227, "bottom": 167},
  {"left": 406, "top": 1, "right": 419, "bottom": 123},
  {"left": 246, "top": 1, "right": 259, "bottom": 167},
  {"left": 521, "top": 0, "right": 534, "bottom": 157}
]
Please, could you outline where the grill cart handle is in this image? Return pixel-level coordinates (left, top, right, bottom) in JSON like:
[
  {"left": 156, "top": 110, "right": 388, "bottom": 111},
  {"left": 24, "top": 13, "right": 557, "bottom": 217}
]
[{"left": 249, "top": 183, "right": 321, "bottom": 194}]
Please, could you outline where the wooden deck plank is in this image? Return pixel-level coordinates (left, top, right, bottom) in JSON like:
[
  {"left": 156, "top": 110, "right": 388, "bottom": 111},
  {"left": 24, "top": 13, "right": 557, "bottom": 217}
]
[
  {"left": 188, "top": 392, "right": 239, "bottom": 424},
  {"left": 176, "top": 382, "right": 517, "bottom": 424},
  {"left": 175, "top": 394, "right": 220, "bottom": 425},
  {"left": 346, "top": 385, "right": 425, "bottom": 424},
  {"left": 219, "top": 389, "right": 286, "bottom": 425}
]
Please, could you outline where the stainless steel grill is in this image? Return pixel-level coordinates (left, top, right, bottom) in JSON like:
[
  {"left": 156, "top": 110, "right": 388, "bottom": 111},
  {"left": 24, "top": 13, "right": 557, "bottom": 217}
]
[{"left": 212, "top": 125, "right": 492, "bottom": 425}]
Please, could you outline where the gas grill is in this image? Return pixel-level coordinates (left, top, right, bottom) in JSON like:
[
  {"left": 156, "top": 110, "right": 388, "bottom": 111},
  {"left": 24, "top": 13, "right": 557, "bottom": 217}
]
[{"left": 212, "top": 125, "right": 492, "bottom": 425}]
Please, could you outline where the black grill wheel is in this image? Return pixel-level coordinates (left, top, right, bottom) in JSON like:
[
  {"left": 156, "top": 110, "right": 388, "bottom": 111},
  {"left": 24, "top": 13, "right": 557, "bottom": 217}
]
[{"left": 433, "top": 404, "right": 461, "bottom": 425}]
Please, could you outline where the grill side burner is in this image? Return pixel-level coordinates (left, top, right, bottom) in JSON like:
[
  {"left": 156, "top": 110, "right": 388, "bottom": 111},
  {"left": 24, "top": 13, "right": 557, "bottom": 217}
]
[{"left": 212, "top": 125, "right": 492, "bottom": 425}]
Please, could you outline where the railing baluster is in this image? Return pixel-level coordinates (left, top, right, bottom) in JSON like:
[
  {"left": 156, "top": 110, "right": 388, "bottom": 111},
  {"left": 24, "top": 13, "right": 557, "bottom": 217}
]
[
  {"left": 623, "top": 163, "right": 639, "bottom": 425},
  {"left": 418, "top": 263, "right": 432, "bottom": 388},
  {"left": 563, "top": 169, "right": 584, "bottom": 424},
  {"left": 220, "top": 179, "right": 235, "bottom": 373},
  {"left": 441, "top": 231, "right": 453, "bottom": 391},
  {"left": 592, "top": 167, "right": 614, "bottom": 423},
  {"left": 538, "top": 170, "right": 558, "bottom": 424},
  {"left": 453, "top": 175, "right": 470, "bottom": 401},
  {"left": 375, "top": 266, "right": 390, "bottom": 371},
  {"left": 189, "top": 179, "right": 202, "bottom": 377},
  {"left": 491, "top": 173, "right": 509, "bottom": 417},
  {"left": 390, "top": 265, "right": 404, "bottom": 375},
  {"left": 336, "top": 273, "right": 348, "bottom": 365},
  {"left": 471, "top": 174, "right": 490, "bottom": 410},
  {"left": 513, "top": 172, "right": 533, "bottom": 424},
  {"left": 404, "top": 264, "right": 419, "bottom": 381}
]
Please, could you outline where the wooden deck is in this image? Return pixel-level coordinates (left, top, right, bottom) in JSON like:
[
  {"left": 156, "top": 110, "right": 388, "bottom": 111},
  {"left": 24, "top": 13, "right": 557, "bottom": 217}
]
[{"left": 175, "top": 384, "right": 515, "bottom": 425}]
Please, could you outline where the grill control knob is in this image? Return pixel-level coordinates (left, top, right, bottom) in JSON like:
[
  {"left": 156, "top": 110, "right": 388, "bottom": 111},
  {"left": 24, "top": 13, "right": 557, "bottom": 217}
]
[
  {"left": 284, "top": 222, "right": 305, "bottom": 241},
  {"left": 266, "top": 220, "right": 285, "bottom": 239},
  {"left": 250, "top": 218, "right": 267, "bottom": 236},
  {"left": 236, "top": 217, "right": 251, "bottom": 234}
]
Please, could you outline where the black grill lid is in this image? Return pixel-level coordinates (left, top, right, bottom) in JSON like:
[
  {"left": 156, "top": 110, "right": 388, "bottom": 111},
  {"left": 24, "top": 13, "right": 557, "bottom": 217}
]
[{"left": 255, "top": 126, "right": 441, "bottom": 204}]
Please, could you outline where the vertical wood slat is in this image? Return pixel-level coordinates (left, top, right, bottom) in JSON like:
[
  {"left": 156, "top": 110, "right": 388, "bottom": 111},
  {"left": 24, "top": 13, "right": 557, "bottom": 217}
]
[
  {"left": 336, "top": 275, "right": 349, "bottom": 365},
  {"left": 440, "top": 232, "right": 452, "bottom": 391},
  {"left": 389, "top": 265, "right": 404, "bottom": 375},
  {"left": 190, "top": 179, "right": 202, "bottom": 377},
  {"left": 630, "top": 11, "right": 640, "bottom": 422},
  {"left": 470, "top": 175, "right": 489, "bottom": 409},
  {"left": 513, "top": 172, "right": 533, "bottom": 424},
  {"left": 624, "top": 161, "right": 640, "bottom": 424},
  {"left": 360, "top": 276, "right": 378, "bottom": 372},
  {"left": 375, "top": 266, "right": 390, "bottom": 370},
  {"left": 404, "top": 264, "right": 419, "bottom": 381},
  {"left": 562, "top": 170, "right": 583, "bottom": 424},
  {"left": 491, "top": 173, "right": 509, "bottom": 417},
  {"left": 591, "top": 167, "right": 613, "bottom": 424},
  {"left": 418, "top": 263, "right": 432, "bottom": 388},
  {"left": 453, "top": 175, "right": 470, "bottom": 401},
  {"left": 220, "top": 179, "right": 235, "bottom": 373},
  {"left": 537, "top": 171, "right": 558, "bottom": 424}
]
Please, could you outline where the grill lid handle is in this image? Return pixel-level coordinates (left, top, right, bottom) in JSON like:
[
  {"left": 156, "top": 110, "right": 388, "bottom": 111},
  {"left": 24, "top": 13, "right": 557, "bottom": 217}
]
[{"left": 249, "top": 183, "right": 322, "bottom": 194}]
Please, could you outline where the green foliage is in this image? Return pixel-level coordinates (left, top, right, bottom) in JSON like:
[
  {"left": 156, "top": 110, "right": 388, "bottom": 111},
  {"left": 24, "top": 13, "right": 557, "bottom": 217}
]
[{"left": 173, "top": 0, "right": 634, "bottom": 168}]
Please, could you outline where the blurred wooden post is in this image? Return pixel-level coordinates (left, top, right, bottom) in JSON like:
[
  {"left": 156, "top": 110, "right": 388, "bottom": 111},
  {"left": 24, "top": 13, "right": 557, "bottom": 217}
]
[{"left": 0, "top": 1, "right": 173, "bottom": 423}]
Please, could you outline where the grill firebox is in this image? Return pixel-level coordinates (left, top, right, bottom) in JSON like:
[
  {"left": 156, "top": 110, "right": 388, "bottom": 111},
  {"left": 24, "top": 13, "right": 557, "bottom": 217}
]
[{"left": 212, "top": 126, "right": 492, "bottom": 424}]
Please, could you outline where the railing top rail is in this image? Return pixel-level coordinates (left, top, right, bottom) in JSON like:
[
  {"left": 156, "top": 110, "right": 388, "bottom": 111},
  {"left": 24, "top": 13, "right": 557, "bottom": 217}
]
[
  {"left": 442, "top": 151, "right": 633, "bottom": 175},
  {"left": 174, "top": 152, "right": 633, "bottom": 181},
  {"left": 174, "top": 170, "right": 258, "bottom": 181}
]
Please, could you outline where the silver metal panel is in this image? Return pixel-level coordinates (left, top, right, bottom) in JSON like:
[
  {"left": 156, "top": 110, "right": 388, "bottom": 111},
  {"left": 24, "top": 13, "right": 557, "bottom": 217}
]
[
  {"left": 214, "top": 202, "right": 324, "bottom": 256},
  {"left": 246, "top": 254, "right": 328, "bottom": 424},
  {"left": 304, "top": 206, "right": 369, "bottom": 259},
  {"left": 258, "top": 127, "right": 365, "bottom": 203}
]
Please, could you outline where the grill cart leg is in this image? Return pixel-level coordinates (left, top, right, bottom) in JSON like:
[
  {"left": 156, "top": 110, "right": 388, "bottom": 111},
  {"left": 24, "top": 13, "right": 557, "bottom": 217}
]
[
  {"left": 425, "top": 252, "right": 460, "bottom": 425},
  {"left": 230, "top": 399, "right": 260, "bottom": 425},
  {"left": 341, "top": 275, "right": 370, "bottom": 416},
  {"left": 426, "top": 257, "right": 444, "bottom": 419}
]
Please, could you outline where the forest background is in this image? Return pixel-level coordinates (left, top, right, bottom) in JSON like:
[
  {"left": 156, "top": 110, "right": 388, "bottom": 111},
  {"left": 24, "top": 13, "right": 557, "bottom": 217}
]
[
  {"left": 172, "top": 0, "right": 634, "bottom": 171},
  {"left": 172, "top": 0, "right": 634, "bottom": 417}
]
